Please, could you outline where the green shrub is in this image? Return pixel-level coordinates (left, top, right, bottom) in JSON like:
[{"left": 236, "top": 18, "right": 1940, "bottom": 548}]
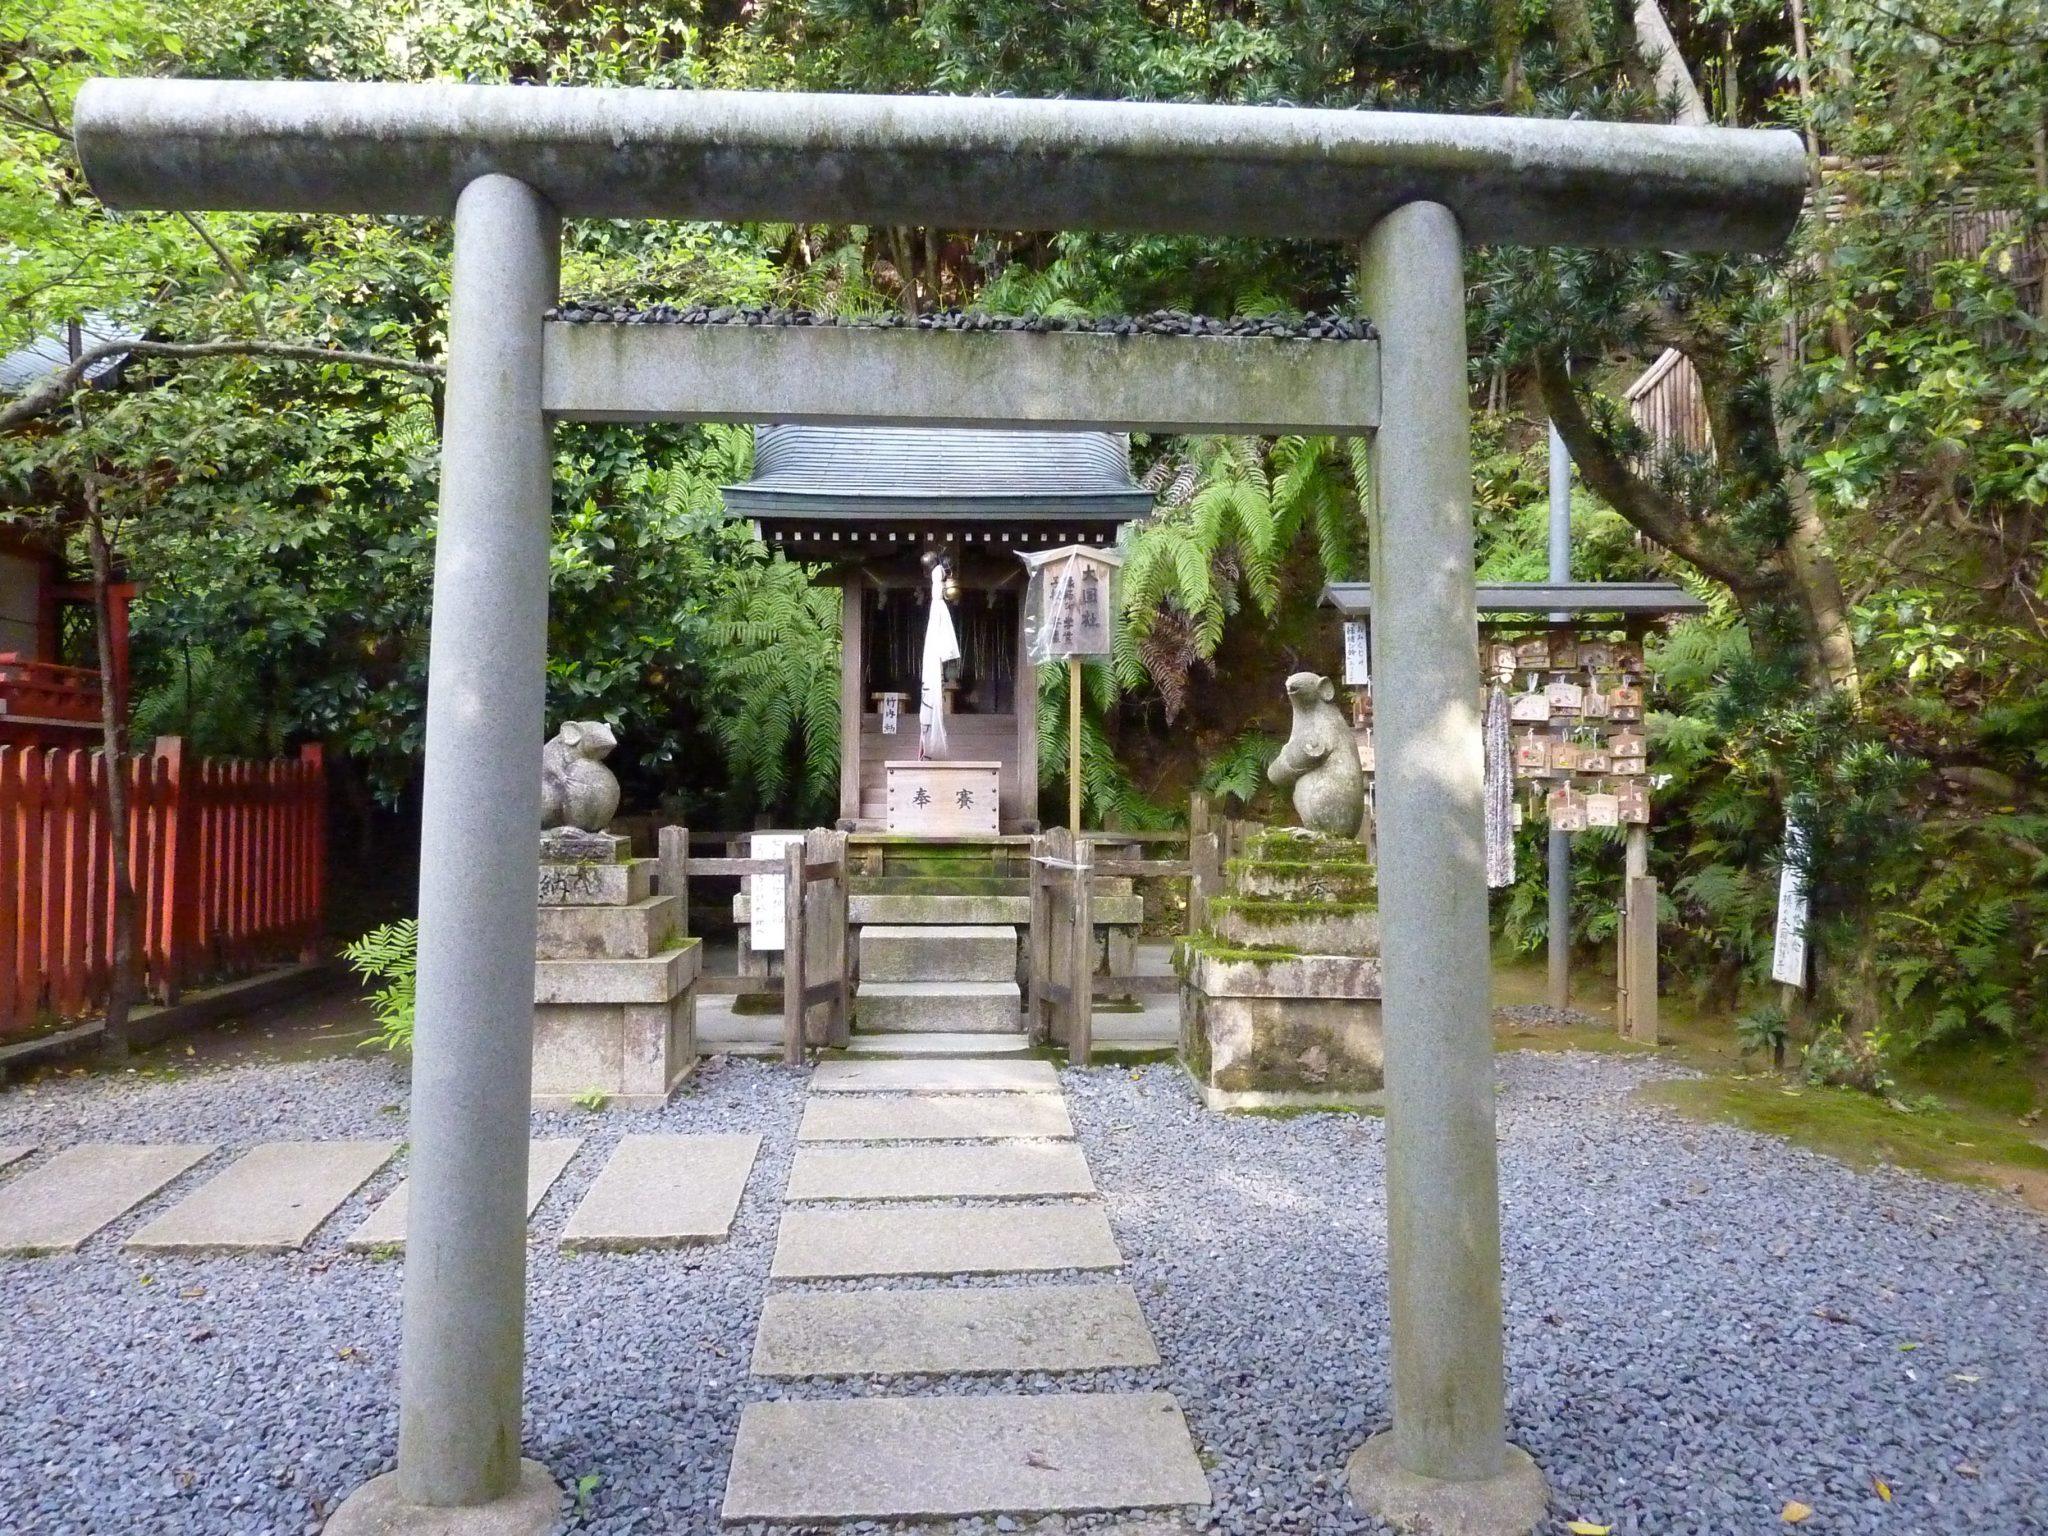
[{"left": 343, "top": 920, "right": 418, "bottom": 1054}]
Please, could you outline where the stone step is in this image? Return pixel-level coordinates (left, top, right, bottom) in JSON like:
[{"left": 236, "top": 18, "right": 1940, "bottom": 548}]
[
  {"left": 347, "top": 1139, "right": 580, "bottom": 1250},
  {"left": 750, "top": 1283, "right": 1160, "bottom": 1377},
  {"left": 856, "top": 980, "right": 1021, "bottom": 1033},
  {"left": 771, "top": 1203, "right": 1120, "bottom": 1279},
  {"left": 843, "top": 1031, "right": 1031, "bottom": 1056},
  {"left": 721, "top": 1392, "right": 1210, "bottom": 1522},
  {"left": 128, "top": 1142, "right": 396, "bottom": 1255},
  {"left": 0, "top": 1144, "right": 215, "bottom": 1256},
  {"left": 853, "top": 893, "right": 1031, "bottom": 926},
  {"left": 559, "top": 1132, "right": 759, "bottom": 1252},
  {"left": 859, "top": 924, "right": 1017, "bottom": 983},
  {"left": 810, "top": 1058, "right": 1061, "bottom": 1094},
  {"left": 797, "top": 1093, "right": 1075, "bottom": 1142},
  {"left": 786, "top": 1143, "right": 1095, "bottom": 1202}
]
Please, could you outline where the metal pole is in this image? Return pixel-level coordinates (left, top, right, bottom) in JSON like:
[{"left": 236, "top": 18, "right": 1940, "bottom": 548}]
[
  {"left": 388, "top": 174, "right": 560, "bottom": 1520},
  {"left": 1349, "top": 201, "right": 1546, "bottom": 1532},
  {"left": 1068, "top": 654, "right": 1082, "bottom": 833},
  {"left": 1546, "top": 417, "right": 1572, "bottom": 1013}
]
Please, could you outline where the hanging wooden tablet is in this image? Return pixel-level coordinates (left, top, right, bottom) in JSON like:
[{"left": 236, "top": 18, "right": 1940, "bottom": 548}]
[
  {"left": 1355, "top": 727, "right": 1376, "bottom": 773},
  {"left": 1514, "top": 733, "right": 1550, "bottom": 773},
  {"left": 1609, "top": 728, "right": 1646, "bottom": 760},
  {"left": 1580, "top": 747, "right": 1613, "bottom": 775},
  {"left": 1585, "top": 789, "right": 1620, "bottom": 828},
  {"left": 1550, "top": 738, "right": 1582, "bottom": 774},
  {"left": 1617, "top": 780, "right": 1651, "bottom": 822},
  {"left": 1544, "top": 679, "right": 1584, "bottom": 716},
  {"left": 1578, "top": 640, "right": 1616, "bottom": 672},
  {"left": 1547, "top": 785, "right": 1587, "bottom": 831},
  {"left": 1609, "top": 681, "right": 1644, "bottom": 720},
  {"left": 1612, "top": 641, "right": 1644, "bottom": 674},
  {"left": 1486, "top": 641, "right": 1519, "bottom": 681},
  {"left": 1510, "top": 691, "right": 1551, "bottom": 723},
  {"left": 1514, "top": 636, "right": 1551, "bottom": 669},
  {"left": 1582, "top": 686, "right": 1612, "bottom": 720},
  {"left": 1548, "top": 631, "right": 1580, "bottom": 669}
]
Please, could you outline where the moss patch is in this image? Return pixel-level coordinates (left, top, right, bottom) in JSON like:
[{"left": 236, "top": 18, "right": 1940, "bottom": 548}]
[
  {"left": 1230, "top": 1102, "right": 1384, "bottom": 1120},
  {"left": 1243, "top": 831, "right": 1373, "bottom": 865},
  {"left": 1177, "top": 933, "right": 1305, "bottom": 966},
  {"left": 1639, "top": 1076, "right": 2048, "bottom": 1193}
]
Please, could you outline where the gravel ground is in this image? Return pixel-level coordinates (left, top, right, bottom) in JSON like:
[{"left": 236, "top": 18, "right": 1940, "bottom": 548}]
[
  {"left": 547, "top": 303, "right": 1374, "bottom": 341},
  {"left": 2, "top": 1050, "right": 2044, "bottom": 1535}
]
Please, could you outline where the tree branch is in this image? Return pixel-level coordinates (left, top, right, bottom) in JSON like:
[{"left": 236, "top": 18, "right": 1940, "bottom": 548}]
[
  {"left": 1535, "top": 348, "right": 1778, "bottom": 598},
  {"left": 177, "top": 212, "right": 251, "bottom": 293},
  {"left": 2, "top": 338, "right": 444, "bottom": 433}
]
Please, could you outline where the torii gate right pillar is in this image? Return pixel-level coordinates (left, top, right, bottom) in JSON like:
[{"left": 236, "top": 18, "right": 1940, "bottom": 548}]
[{"left": 1349, "top": 200, "right": 1549, "bottom": 1534}]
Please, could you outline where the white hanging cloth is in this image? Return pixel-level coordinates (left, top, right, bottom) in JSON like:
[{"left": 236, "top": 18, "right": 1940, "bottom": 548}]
[
  {"left": 919, "top": 564, "right": 959, "bottom": 758},
  {"left": 1484, "top": 682, "right": 1516, "bottom": 889}
]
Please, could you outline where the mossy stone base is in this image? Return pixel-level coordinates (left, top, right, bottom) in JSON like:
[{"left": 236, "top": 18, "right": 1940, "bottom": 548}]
[{"left": 1181, "top": 981, "right": 1384, "bottom": 1105}]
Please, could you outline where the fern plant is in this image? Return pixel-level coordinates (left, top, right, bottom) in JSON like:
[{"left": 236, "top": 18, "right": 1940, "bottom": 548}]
[
  {"left": 704, "top": 557, "right": 843, "bottom": 822},
  {"left": 343, "top": 920, "right": 418, "bottom": 1054}
]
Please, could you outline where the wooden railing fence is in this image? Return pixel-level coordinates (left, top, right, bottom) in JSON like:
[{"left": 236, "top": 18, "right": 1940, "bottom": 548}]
[
  {"left": 655, "top": 825, "right": 848, "bottom": 1064},
  {"left": 0, "top": 737, "right": 326, "bottom": 1035}
]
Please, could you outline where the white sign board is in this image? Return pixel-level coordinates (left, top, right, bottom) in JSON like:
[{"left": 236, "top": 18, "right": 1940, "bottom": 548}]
[
  {"left": 1769, "top": 820, "right": 1810, "bottom": 987},
  {"left": 1343, "top": 621, "right": 1371, "bottom": 686},
  {"left": 748, "top": 832, "right": 805, "bottom": 952}
]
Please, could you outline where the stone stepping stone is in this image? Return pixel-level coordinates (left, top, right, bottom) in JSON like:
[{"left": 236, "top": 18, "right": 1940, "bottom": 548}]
[
  {"left": 810, "top": 1058, "right": 1060, "bottom": 1094},
  {"left": 751, "top": 1282, "right": 1161, "bottom": 1377},
  {"left": 346, "top": 1138, "right": 580, "bottom": 1251},
  {"left": 0, "top": 1144, "right": 215, "bottom": 1256},
  {"left": 0, "top": 1147, "right": 31, "bottom": 1174},
  {"left": 721, "top": 1391, "right": 1211, "bottom": 1522},
  {"left": 772, "top": 1204, "right": 1120, "bottom": 1279},
  {"left": 128, "top": 1142, "right": 395, "bottom": 1255},
  {"left": 843, "top": 1032, "right": 1031, "bottom": 1056},
  {"left": 798, "top": 1094, "right": 1075, "bottom": 1142},
  {"left": 787, "top": 1142, "right": 1095, "bottom": 1202},
  {"left": 560, "top": 1132, "right": 759, "bottom": 1251}
]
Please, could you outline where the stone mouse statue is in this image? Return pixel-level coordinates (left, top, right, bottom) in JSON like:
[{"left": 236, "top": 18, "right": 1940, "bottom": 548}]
[
  {"left": 1267, "top": 672, "right": 1365, "bottom": 837},
  {"left": 540, "top": 721, "right": 621, "bottom": 832}
]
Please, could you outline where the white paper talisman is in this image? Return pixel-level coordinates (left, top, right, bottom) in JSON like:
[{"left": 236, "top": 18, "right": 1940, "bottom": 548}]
[
  {"left": 1770, "top": 817, "right": 1811, "bottom": 987},
  {"left": 1343, "top": 621, "right": 1372, "bottom": 686},
  {"left": 747, "top": 832, "right": 806, "bottom": 952}
]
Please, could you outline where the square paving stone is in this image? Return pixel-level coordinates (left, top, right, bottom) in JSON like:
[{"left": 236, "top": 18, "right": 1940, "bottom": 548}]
[
  {"left": 797, "top": 1094, "right": 1075, "bottom": 1142},
  {"left": 771, "top": 1204, "right": 1120, "bottom": 1279},
  {"left": 810, "top": 1058, "right": 1061, "bottom": 1094},
  {"left": 127, "top": 1142, "right": 396, "bottom": 1255},
  {"left": 346, "top": 1139, "right": 580, "bottom": 1251},
  {"left": 0, "top": 1144, "right": 216, "bottom": 1256},
  {"left": 786, "top": 1143, "right": 1095, "bottom": 1202},
  {"left": 559, "top": 1132, "right": 759, "bottom": 1251},
  {"left": 721, "top": 1392, "right": 1211, "bottom": 1521},
  {"left": 751, "top": 1283, "right": 1161, "bottom": 1377}
]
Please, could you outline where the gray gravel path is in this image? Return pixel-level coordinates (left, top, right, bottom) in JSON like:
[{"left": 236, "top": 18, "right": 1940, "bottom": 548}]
[{"left": 1, "top": 1051, "right": 2043, "bottom": 1535}]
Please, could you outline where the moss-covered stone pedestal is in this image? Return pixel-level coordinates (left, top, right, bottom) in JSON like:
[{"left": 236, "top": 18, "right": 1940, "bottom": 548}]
[
  {"left": 533, "top": 832, "right": 698, "bottom": 1109},
  {"left": 1181, "top": 828, "right": 1382, "bottom": 1110}
]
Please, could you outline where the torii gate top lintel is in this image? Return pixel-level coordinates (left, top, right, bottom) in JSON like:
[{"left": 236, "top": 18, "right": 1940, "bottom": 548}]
[{"left": 75, "top": 79, "right": 1805, "bottom": 252}]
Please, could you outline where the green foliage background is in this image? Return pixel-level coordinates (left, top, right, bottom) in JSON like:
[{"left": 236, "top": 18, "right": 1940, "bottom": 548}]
[{"left": 3, "top": 0, "right": 2044, "bottom": 1066}]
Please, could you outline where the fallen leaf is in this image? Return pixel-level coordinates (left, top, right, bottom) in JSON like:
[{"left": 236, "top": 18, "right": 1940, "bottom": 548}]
[
  {"left": 1566, "top": 1522, "right": 1612, "bottom": 1535},
  {"left": 1782, "top": 1501, "right": 1814, "bottom": 1524},
  {"left": 1899, "top": 1341, "right": 1922, "bottom": 1351},
  {"left": 1873, "top": 1476, "right": 1892, "bottom": 1502},
  {"left": 1024, "top": 1451, "right": 1060, "bottom": 1471},
  {"left": 178, "top": 1286, "right": 206, "bottom": 1299},
  {"left": 1951, "top": 1373, "right": 1980, "bottom": 1383}
]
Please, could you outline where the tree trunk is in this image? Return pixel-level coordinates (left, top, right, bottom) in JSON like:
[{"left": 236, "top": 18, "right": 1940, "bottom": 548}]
[{"left": 85, "top": 481, "right": 139, "bottom": 1061}]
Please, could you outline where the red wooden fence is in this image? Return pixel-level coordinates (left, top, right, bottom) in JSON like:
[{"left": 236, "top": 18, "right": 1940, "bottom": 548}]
[{"left": 0, "top": 737, "right": 326, "bottom": 1036}]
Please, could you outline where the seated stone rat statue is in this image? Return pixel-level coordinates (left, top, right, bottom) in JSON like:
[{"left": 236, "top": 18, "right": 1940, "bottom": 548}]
[
  {"left": 1267, "top": 672, "right": 1365, "bottom": 838},
  {"left": 540, "top": 721, "right": 621, "bottom": 833}
]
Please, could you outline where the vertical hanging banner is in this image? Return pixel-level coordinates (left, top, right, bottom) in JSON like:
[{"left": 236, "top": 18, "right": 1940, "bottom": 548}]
[
  {"left": 1770, "top": 813, "right": 1811, "bottom": 987},
  {"left": 1343, "top": 620, "right": 1372, "bottom": 686}
]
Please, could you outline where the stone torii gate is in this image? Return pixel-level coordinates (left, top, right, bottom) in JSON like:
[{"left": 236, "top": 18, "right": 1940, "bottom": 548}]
[{"left": 74, "top": 81, "right": 1803, "bottom": 1536}]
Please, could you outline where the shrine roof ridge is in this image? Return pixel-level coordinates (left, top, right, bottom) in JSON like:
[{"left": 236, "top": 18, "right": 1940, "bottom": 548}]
[{"left": 75, "top": 80, "right": 1805, "bottom": 251}]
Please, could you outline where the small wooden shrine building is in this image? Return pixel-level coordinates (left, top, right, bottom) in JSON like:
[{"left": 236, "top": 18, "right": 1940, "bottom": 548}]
[{"left": 725, "top": 425, "right": 1152, "bottom": 831}]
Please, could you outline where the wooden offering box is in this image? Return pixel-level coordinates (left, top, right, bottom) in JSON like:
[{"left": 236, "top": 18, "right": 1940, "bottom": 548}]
[{"left": 886, "top": 760, "right": 1002, "bottom": 835}]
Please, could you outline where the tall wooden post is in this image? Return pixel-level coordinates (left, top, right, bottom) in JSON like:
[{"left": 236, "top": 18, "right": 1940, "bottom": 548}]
[{"left": 1067, "top": 655, "right": 1082, "bottom": 833}]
